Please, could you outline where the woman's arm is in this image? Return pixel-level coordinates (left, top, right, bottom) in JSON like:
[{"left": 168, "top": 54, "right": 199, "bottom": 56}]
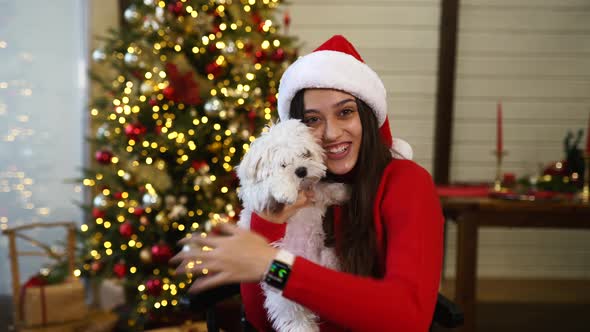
[{"left": 281, "top": 160, "right": 444, "bottom": 331}]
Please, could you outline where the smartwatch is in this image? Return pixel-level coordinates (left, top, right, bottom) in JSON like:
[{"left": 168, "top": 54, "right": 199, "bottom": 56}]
[{"left": 264, "top": 249, "right": 295, "bottom": 292}]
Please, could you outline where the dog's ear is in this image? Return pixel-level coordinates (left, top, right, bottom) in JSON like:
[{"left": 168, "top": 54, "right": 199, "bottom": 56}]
[
  {"left": 237, "top": 143, "right": 263, "bottom": 182},
  {"left": 252, "top": 155, "right": 262, "bottom": 180}
]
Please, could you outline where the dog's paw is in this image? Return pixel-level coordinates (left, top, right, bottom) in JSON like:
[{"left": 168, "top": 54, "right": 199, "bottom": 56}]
[{"left": 270, "top": 183, "right": 299, "bottom": 205}]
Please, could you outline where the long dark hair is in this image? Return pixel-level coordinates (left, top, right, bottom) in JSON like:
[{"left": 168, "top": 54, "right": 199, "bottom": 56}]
[{"left": 289, "top": 89, "right": 392, "bottom": 277}]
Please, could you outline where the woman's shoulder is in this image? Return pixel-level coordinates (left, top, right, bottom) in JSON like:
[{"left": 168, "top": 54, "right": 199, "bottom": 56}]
[{"left": 381, "top": 158, "right": 434, "bottom": 186}]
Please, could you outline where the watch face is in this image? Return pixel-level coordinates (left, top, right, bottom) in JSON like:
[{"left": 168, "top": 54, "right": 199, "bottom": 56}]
[{"left": 264, "top": 260, "right": 291, "bottom": 290}]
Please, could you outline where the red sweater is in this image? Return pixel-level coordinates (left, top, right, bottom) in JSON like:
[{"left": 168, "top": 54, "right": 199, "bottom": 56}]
[{"left": 241, "top": 159, "right": 444, "bottom": 331}]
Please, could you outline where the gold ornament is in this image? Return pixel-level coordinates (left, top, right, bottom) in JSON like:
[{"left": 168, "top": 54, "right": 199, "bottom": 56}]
[
  {"left": 140, "top": 248, "right": 152, "bottom": 263},
  {"left": 155, "top": 211, "right": 169, "bottom": 226}
]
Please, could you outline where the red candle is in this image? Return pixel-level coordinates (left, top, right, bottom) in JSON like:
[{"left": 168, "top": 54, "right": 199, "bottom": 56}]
[
  {"left": 497, "top": 100, "right": 503, "bottom": 155},
  {"left": 586, "top": 113, "right": 590, "bottom": 155}
]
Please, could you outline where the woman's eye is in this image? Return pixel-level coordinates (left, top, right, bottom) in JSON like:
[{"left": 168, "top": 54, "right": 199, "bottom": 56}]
[
  {"left": 340, "top": 108, "right": 355, "bottom": 116},
  {"left": 302, "top": 117, "right": 319, "bottom": 124}
]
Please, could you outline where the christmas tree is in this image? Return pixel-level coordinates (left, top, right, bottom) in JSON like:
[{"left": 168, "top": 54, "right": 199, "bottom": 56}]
[{"left": 79, "top": 0, "right": 297, "bottom": 329}]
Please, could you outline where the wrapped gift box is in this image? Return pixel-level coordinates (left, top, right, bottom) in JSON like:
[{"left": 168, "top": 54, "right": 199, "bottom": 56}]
[
  {"left": 97, "top": 278, "right": 125, "bottom": 312},
  {"left": 21, "top": 279, "right": 88, "bottom": 327},
  {"left": 145, "top": 321, "right": 213, "bottom": 332}
]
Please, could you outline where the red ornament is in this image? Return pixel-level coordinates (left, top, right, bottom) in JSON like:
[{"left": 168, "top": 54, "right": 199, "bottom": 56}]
[
  {"left": 149, "top": 98, "right": 158, "bottom": 106},
  {"left": 113, "top": 262, "right": 126, "bottom": 278},
  {"left": 267, "top": 94, "right": 277, "bottom": 105},
  {"left": 119, "top": 222, "right": 134, "bottom": 238},
  {"left": 206, "top": 62, "right": 223, "bottom": 78},
  {"left": 95, "top": 150, "right": 113, "bottom": 165},
  {"left": 164, "top": 63, "right": 202, "bottom": 105},
  {"left": 163, "top": 86, "right": 176, "bottom": 100},
  {"left": 113, "top": 192, "right": 123, "bottom": 200},
  {"left": 132, "top": 70, "right": 143, "bottom": 80},
  {"left": 140, "top": 216, "right": 150, "bottom": 226},
  {"left": 151, "top": 242, "right": 173, "bottom": 263},
  {"left": 92, "top": 208, "right": 105, "bottom": 219},
  {"left": 252, "top": 13, "right": 263, "bottom": 25},
  {"left": 91, "top": 261, "right": 103, "bottom": 272},
  {"left": 192, "top": 160, "right": 209, "bottom": 172},
  {"left": 254, "top": 50, "right": 266, "bottom": 63},
  {"left": 146, "top": 278, "right": 162, "bottom": 296},
  {"left": 155, "top": 125, "right": 163, "bottom": 135},
  {"left": 124, "top": 122, "right": 147, "bottom": 140},
  {"left": 244, "top": 43, "right": 254, "bottom": 54},
  {"left": 167, "top": 1, "right": 184, "bottom": 16},
  {"left": 133, "top": 207, "right": 145, "bottom": 216},
  {"left": 271, "top": 48, "right": 285, "bottom": 63}
]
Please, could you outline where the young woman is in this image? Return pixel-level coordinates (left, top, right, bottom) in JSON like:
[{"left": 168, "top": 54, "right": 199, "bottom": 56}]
[{"left": 174, "top": 35, "right": 444, "bottom": 331}]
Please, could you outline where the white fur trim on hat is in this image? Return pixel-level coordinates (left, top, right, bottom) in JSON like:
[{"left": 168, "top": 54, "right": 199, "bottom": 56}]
[
  {"left": 277, "top": 50, "right": 387, "bottom": 126},
  {"left": 392, "top": 138, "right": 413, "bottom": 160}
]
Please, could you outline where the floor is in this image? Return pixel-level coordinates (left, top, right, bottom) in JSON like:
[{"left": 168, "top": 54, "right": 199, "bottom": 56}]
[{"left": 1, "top": 279, "right": 588, "bottom": 332}]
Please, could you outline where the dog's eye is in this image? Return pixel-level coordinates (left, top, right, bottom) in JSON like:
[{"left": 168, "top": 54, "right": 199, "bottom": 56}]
[
  {"left": 302, "top": 150, "right": 311, "bottom": 158},
  {"left": 281, "top": 163, "right": 287, "bottom": 168}
]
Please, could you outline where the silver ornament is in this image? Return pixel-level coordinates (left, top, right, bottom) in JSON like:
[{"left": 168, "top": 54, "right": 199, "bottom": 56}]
[
  {"left": 224, "top": 41, "right": 236, "bottom": 54},
  {"left": 96, "top": 124, "right": 111, "bottom": 139},
  {"left": 194, "top": 175, "right": 212, "bottom": 187},
  {"left": 143, "top": 0, "right": 155, "bottom": 6},
  {"left": 140, "top": 82, "right": 153, "bottom": 94},
  {"left": 143, "top": 16, "right": 159, "bottom": 30},
  {"left": 122, "top": 172, "right": 132, "bottom": 182},
  {"left": 204, "top": 97, "right": 222, "bottom": 113},
  {"left": 93, "top": 194, "right": 107, "bottom": 207},
  {"left": 92, "top": 49, "right": 106, "bottom": 62},
  {"left": 124, "top": 52, "right": 139, "bottom": 65},
  {"left": 124, "top": 6, "right": 141, "bottom": 23},
  {"left": 155, "top": 7, "right": 165, "bottom": 21},
  {"left": 241, "top": 130, "right": 250, "bottom": 140},
  {"left": 142, "top": 192, "right": 161, "bottom": 207}
]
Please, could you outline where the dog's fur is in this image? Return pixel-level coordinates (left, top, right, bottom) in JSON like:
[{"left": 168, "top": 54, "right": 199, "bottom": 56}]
[{"left": 237, "top": 119, "right": 349, "bottom": 332}]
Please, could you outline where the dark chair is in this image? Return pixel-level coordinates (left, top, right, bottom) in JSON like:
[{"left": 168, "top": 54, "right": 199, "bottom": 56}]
[{"left": 180, "top": 285, "right": 463, "bottom": 331}]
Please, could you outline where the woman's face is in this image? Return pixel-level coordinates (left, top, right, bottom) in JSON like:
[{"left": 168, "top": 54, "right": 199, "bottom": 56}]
[{"left": 302, "top": 89, "right": 362, "bottom": 175}]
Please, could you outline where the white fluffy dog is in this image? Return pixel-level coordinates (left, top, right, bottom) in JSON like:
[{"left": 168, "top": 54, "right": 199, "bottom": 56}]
[{"left": 237, "top": 119, "right": 349, "bottom": 332}]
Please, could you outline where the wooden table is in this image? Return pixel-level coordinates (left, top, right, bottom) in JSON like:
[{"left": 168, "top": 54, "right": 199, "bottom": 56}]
[{"left": 441, "top": 197, "right": 590, "bottom": 332}]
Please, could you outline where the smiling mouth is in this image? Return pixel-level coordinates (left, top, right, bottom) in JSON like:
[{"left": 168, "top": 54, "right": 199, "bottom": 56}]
[{"left": 325, "top": 143, "right": 351, "bottom": 159}]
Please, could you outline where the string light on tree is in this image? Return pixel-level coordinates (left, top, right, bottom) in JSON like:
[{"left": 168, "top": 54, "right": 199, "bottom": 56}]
[{"left": 79, "top": 0, "right": 297, "bottom": 329}]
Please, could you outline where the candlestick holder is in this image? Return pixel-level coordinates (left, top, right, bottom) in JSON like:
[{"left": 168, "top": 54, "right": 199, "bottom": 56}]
[
  {"left": 492, "top": 150, "right": 508, "bottom": 192},
  {"left": 580, "top": 154, "right": 590, "bottom": 203}
]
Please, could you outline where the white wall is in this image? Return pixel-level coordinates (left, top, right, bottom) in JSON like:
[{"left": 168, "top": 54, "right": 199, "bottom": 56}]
[
  {"left": 446, "top": 0, "right": 590, "bottom": 278},
  {"left": 0, "top": 0, "right": 88, "bottom": 294}
]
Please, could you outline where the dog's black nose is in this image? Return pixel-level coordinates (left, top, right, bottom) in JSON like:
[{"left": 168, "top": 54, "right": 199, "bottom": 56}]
[{"left": 295, "top": 167, "right": 307, "bottom": 178}]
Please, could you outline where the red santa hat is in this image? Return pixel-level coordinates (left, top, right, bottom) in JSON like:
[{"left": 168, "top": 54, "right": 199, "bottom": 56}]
[{"left": 277, "top": 35, "right": 393, "bottom": 147}]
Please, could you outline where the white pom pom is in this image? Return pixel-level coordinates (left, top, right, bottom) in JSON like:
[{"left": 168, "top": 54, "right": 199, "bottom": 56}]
[{"left": 392, "top": 138, "right": 413, "bottom": 160}]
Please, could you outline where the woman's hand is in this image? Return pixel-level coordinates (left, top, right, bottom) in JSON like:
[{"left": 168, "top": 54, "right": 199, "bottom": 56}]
[
  {"left": 172, "top": 222, "right": 278, "bottom": 293},
  {"left": 257, "top": 189, "right": 315, "bottom": 224}
]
